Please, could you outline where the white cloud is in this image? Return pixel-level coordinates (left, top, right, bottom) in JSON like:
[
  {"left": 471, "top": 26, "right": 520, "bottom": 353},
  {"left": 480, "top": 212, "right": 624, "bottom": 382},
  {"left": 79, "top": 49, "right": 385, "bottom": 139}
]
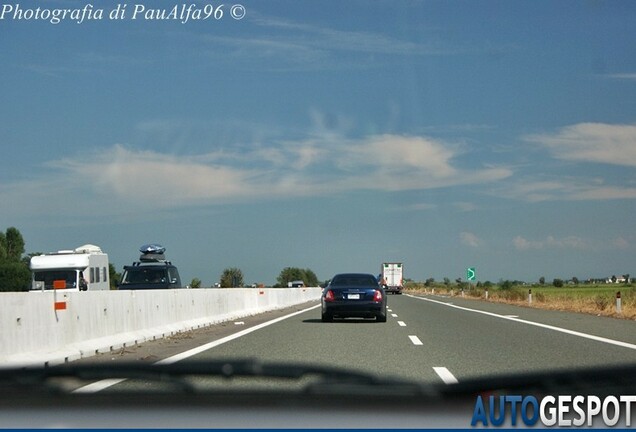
[
  {"left": 545, "top": 235, "right": 587, "bottom": 249},
  {"left": 404, "top": 203, "right": 437, "bottom": 211},
  {"left": 526, "top": 122, "right": 636, "bottom": 167},
  {"left": 513, "top": 235, "right": 586, "bottom": 251},
  {"left": 613, "top": 237, "right": 630, "bottom": 249},
  {"left": 494, "top": 176, "right": 636, "bottom": 202},
  {"left": 513, "top": 236, "right": 537, "bottom": 251},
  {"left": 0, "top": 133, "right": 512, "bottom": 220},
  {"left": 251, "top": 14, "right": 451, "bottom": 57},
  {"left": 347, "top": 135, "right": 456, "bottom": 176},
  {"left": 51, "top": 145, "right": 257, "bottom": 205},
  {"left": 453, "top": 202, "right": 478, "bottom": 212},
  {"left": 491, "top": 122, "right": 636, "bottom": 203},
  {"left": 460, "top": 232, "right": 480, "bottom": 248},
  {"left": 195, "top": 13, "right": 466, "bottom": 72},
  {"left": 605, "top": 73, "right": 636, "bottom": 81},
  {"left": 333, "top": 135, "right": 511, "bottom": 192},
  {"left": 288, "top": 144, "right": 326, "bottom": 170},
  {"left": 567, "top": 185, "right": 636, "bottom": 200}
]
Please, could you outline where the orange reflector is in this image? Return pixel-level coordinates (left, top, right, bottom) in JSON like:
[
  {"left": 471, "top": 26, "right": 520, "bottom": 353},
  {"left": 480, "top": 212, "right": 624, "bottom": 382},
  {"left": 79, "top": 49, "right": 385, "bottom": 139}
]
[
  {"left": 53, "top": 280, "right": 66, "bottom": 289},
  {"left": 54, "top": 302, "right": 67, "bottom": 311},
  {"left": 259, "top": 290, "right": 265, "bottom": 295}
]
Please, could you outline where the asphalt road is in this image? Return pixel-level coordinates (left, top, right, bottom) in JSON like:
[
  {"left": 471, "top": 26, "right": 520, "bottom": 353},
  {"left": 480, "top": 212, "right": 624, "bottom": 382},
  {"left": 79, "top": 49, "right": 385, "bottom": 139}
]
[{"left": 74, "top": 292, "right": 636, "bottom": 393}]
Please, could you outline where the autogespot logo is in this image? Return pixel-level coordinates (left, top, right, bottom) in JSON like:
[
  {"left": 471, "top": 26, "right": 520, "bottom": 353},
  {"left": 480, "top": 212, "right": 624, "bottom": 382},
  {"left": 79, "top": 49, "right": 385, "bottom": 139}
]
[{"left": 471, "top": 395, "right": 636, "bottom": 427}]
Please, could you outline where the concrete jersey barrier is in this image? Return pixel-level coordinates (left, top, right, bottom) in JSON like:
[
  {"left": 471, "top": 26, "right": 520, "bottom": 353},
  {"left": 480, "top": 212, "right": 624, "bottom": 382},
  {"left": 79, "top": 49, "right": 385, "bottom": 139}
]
[{"left": 0, "top": 288, "right": 322, "bottom": 367}]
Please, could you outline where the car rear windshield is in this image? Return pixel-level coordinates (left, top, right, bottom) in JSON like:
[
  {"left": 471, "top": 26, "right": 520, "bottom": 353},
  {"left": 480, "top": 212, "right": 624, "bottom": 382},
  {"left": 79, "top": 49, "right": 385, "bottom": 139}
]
[
  {"left": 122, "top": 268, "right": 168, "bottom": 284},
  {"left": 330, "top": 275, "right": 378, "bottom": 287}
]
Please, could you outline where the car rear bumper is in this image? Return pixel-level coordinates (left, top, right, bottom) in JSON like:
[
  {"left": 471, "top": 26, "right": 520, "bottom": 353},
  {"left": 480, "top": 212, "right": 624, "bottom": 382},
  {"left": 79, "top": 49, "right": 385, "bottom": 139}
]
[
  {"left": 323, "top": 301, "right": 385, "bottom": 318},
  {"left": 384, "top": 286, "right": 402, "bottom": 294}
]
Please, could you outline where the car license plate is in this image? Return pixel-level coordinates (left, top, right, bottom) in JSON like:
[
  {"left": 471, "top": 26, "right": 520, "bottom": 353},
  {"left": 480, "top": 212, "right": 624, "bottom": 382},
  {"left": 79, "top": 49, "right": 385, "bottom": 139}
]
[{"left": 347, "top": 294, "right": 360, "bottom": 300}]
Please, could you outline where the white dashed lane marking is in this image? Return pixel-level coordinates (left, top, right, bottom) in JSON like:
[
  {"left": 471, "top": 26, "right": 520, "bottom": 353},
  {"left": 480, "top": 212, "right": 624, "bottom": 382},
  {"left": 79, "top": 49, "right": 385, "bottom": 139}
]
[
  {"left": 408, "top": 335, "right": 423, "bottom": 345},
  {"left": 433, "top": 367, "right": 459, "bottom": 384}
]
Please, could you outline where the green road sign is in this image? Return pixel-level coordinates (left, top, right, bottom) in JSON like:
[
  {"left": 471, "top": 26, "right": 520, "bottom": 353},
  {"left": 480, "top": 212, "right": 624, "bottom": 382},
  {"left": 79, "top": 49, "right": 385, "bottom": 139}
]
[{"left": 466, "top": 267, "right": 476, "bottom": 281}]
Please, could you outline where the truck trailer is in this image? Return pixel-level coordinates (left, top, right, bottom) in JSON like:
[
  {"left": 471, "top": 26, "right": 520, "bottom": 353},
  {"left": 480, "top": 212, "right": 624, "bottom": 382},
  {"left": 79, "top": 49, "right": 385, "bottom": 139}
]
[
  {"left": 381, "top": 262, "right": 403, "bottom": 294},
  {"left": 30, "top": 244, "right": 110, "bottom": 291}
]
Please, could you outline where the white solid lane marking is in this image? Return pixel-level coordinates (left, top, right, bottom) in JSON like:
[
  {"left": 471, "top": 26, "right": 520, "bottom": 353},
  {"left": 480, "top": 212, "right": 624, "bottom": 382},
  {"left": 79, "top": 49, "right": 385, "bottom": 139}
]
[
  {"left": 160, "top": 303, "right": 321, "bottom": 364},
  {"left": 72, "top": 378, "right": 126, "bottom": 394},
  {"left": 433, "top": 367, "right": 459, "bottom": 384},
  {"left": 397, "top": 321, "right": 406, "bottom": 327},
  {"left": 73, "top": 304, "right": 322, "bottom": 394},
  {"left": 407, "top": 294, "right": 636, "bottom": 351},
  {"left": 408, "top": 335, "right": 423, "bottom": 345}
]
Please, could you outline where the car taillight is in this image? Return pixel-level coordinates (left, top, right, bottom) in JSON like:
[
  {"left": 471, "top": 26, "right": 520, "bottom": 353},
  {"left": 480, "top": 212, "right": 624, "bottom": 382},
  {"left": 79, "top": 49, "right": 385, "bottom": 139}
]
[
  {"left": 373, "top": 289, "right": 383, "bottom": 302},
  {"left": 324, "top": 289, "right": 335, "bottom": 302}
]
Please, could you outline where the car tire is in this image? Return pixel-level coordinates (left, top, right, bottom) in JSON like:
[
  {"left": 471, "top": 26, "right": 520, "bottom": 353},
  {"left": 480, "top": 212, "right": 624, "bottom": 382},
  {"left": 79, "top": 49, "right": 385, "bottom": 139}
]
[
  {"left": 376, "top": 313, "right": 387, "bottom": 323},
  {"left": 321, "top": 312, "right": 333, "bottom": 323}
]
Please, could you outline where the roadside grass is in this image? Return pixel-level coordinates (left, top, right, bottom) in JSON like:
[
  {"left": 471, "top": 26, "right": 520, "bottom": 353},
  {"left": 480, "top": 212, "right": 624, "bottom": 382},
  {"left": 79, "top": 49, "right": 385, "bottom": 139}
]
[{"left": 404, "top": 283, "right": 636, "bottom": 320}]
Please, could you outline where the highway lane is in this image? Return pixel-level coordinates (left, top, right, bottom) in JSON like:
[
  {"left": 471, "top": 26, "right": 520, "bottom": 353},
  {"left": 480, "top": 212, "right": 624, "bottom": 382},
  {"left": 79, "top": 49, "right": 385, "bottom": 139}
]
[
  {"left": 397, "top": 294, "right": 636, "bottom": 380},
  {"left": 77, "top": 293, "right": 636, "bottom": 391}
]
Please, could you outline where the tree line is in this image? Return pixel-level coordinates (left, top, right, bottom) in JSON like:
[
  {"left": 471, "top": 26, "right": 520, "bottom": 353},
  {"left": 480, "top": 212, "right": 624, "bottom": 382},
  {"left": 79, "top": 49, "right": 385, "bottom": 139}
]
[
  {"left": 0, "top": 226, "right": 323, "bottom": 291},
  {"left": 189, "top": 266, "right": 320, "bottom": 288},
  {"left": 0, "top": 227, "right": 30, "bottom": 292},
  {"left": 3, "top": 226, "right": 631, "bottom": 292}
]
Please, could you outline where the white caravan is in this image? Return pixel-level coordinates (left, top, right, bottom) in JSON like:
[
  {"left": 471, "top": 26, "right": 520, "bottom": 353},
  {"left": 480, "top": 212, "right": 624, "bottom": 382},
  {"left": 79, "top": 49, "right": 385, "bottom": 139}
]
[{"left": 30, "top": 244, "right": 110, "bottom": 291}]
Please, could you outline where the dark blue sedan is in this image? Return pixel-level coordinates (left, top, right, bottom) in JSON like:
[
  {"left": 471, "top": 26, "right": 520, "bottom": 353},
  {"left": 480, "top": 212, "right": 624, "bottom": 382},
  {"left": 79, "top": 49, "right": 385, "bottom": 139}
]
[{"left": 321, "top": 273, "right": 387, "bottom": 322}]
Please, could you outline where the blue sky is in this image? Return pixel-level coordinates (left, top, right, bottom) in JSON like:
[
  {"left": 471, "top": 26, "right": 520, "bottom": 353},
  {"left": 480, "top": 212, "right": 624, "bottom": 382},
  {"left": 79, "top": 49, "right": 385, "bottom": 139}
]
[{"left": 1, "top": 0, "right": 635, "bottom": 285}]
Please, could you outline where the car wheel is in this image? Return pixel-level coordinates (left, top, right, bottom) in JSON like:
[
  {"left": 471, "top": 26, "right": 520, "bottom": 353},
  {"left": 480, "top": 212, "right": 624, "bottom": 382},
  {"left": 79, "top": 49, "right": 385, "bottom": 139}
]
[
  {"left": 376, "top": 313, "right": 387, "bottom": 323},
  {"left": 321, "top": 312, "right": 333, "bottom": 322}
]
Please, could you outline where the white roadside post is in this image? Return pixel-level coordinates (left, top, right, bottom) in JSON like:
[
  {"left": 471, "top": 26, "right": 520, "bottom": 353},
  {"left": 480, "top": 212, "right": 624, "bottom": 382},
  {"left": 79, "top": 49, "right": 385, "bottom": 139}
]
[
  {"left": 528, "top": 288, "right": 532, "bottom": 305},
  {"left": 616, "top": 291, "right": 622, "bottom": 314}
]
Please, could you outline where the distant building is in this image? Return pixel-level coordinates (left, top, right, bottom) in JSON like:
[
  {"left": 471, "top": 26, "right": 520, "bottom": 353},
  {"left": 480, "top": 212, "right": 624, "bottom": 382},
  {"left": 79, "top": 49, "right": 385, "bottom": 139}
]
[{"left": 606, "top": 275, "right": 631, "bottom": 284}]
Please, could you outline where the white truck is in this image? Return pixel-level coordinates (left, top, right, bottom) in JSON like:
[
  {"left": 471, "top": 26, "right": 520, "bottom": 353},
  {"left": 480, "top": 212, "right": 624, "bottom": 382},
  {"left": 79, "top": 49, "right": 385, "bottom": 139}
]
[
  {"left": 381, "top": 262, "right": 403, "bottom": 294},
  {"left": 30, "top": 244, "right": 110, "bottom": 291}
]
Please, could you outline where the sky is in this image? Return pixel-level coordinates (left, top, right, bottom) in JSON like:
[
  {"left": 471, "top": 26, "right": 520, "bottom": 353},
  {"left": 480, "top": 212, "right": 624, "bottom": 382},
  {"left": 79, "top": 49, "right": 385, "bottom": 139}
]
[{"left": 1, "top": 0, "right": 635, "bottom": 286}]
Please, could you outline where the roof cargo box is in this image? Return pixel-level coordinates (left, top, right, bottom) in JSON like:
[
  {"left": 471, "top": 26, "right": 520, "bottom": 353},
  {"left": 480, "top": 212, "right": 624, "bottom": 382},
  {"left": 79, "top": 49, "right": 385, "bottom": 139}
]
[{"left": 139, "top": 253, "right": 166, "bottom": 262}]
